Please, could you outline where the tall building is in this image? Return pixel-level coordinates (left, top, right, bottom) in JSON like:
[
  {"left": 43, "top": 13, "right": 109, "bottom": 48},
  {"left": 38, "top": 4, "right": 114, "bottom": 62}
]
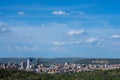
[
  {"left": 26, "top": 59, "right": 30, "bottom": 70},
  {"left": 20, "top": 61, "right": 24, "bottom": 70},
  {"left": 6, "top": 62, "right": 11, "bottom": 68}
]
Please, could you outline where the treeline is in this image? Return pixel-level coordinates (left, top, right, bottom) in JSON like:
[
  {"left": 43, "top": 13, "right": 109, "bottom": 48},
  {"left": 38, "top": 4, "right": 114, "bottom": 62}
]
[
  {"left": 0, "top": 69, "right": 120, "bottom": 80},
  {"left": 1, "top": 58, "right": 120, "bottom": 64}
]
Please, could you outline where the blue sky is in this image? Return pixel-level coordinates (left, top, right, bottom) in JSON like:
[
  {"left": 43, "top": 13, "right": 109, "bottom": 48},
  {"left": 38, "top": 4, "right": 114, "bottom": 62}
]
[{"left": 0, "top": 0, "right": 120, "bottom": 58}]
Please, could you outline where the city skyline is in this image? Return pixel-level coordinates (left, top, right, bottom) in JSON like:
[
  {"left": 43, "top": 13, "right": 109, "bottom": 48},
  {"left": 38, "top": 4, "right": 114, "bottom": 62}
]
[{"left": 0, "top": 0, "right": 120, "bottom": 58}]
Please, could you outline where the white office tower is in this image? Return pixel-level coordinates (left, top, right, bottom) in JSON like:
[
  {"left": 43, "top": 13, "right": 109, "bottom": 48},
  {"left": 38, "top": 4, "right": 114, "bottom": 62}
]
[
  {"left": 20, "top": 61, "right": 24, "bottom": 70},
  {"left": 26, "top": 59, "right": 30, "bottom": 70}
]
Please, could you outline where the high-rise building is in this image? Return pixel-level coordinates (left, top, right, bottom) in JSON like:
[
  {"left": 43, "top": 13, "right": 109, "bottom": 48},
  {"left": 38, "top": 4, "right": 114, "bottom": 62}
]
[
  {"left": 26, "top": 59, "right": 30, "bottom": 70},
  {"left": 6, "top": 62, "right": 11, "bottom": 68},
  {"left": 20, "top": 61, "right": 24, "bottom": 70}
]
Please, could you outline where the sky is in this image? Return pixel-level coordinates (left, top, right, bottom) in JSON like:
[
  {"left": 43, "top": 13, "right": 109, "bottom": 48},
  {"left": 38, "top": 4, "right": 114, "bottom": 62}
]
[{"left": 0, "top": 0, "right": 120, "bottom": 58}]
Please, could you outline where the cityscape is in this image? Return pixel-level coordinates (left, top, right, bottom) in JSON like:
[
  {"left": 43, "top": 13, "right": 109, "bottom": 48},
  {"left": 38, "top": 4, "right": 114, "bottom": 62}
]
[{"left": 0, "top": 58, "right": 120, "bottom": 74}]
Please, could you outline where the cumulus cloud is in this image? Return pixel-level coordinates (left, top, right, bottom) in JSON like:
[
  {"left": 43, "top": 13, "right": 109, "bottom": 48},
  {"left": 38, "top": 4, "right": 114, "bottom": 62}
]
[
  {"left": 15, "top": 45, "right": 38, "bottom": 51},
  {"left": 85, "top": 38, "right": 99, "bottom": 44},
  {"left": 18, "top": 11, "right": 25, "bottom": 15},
  {"left": 67, "top": 41, "right": 83, "bottom": 45},
  {"left": 53, "top": 41, "right": 83, "bottom": 46},
  {"left": 54, "top": 41, "right": 65, "bottom": 46},
  {"left": 111, "top": 35, "right": 120, "bottom": 39},
  {"left": 67, "top": 30, "right": 88, "bottom": 36},
  {"left": 52, "top": 10, "right": 69, "bottom": 15},
  {"left": 0, "top": 22, "right": 11, "bottom": 33}
]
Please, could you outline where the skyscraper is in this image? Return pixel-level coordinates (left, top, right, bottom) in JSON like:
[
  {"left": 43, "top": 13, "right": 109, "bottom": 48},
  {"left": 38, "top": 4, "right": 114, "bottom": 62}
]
[
  {"left": 20, "top": 61, "right": 24, "bottom": 70},
  {"left": 26, "top": 59, "right": 30, "bottom": 70}
]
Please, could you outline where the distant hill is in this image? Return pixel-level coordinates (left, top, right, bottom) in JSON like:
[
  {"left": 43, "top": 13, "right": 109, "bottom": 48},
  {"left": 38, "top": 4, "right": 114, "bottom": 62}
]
[{"left": 0, "top": 58, "right": 120, "bottom": 64}]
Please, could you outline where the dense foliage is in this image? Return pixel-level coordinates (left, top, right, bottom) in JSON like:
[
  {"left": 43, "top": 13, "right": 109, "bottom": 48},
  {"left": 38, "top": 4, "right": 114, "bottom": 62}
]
[{"left": 0, "top": 69, "right": 120, "bottom": 80}]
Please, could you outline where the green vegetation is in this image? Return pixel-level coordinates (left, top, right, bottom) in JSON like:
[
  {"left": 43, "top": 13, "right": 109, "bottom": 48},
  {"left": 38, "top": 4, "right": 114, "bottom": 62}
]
[{"left": 0, "top": 69, "right": 120, "bottom": 80}]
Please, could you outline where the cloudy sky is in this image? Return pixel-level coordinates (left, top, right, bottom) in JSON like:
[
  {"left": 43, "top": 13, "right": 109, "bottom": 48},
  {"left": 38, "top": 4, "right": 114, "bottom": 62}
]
[{"left": 0, "top": 0, "right": 120, "bottom": 58}]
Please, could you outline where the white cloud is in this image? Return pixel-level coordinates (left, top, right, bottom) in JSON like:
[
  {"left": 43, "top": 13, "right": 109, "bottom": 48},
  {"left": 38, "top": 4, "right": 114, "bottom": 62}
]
[
  {"left": 78, "top": 11, "right": 86, "bottom": 15},
  {"left": 53, "top": 41, "right": 83, "bottom": 46},
  {"left": 67, "top": 30, "right": 88, "bottom": 36},
  {"left": 52, "top": 10, "right": 69, "bottom": 15},
  {"left": 18, "top": 11, "right": 25, "bottom": 15},
  {"left": 53, "top": 41, "right": 65, "bottom": 46},
  {"left": 41, "top": 24, "right": 47, "bottom": 28},
  {"left": 111, "top": 35, "right": 120, "bottom": 39},
  {"left": 15, "top": 45, "right": 38, "bottom": 51},
  {"left": 85, "top": 38, "right": 99, "bottom": 44},
  {"left": 67, "top": 41, "right": 83, "bottom": 45},
  {"left": 16, "top": 46, "right": 22, "bottom": 50},
  {"left": 0, "top": 22, "right": 11, "bottom": 33}
]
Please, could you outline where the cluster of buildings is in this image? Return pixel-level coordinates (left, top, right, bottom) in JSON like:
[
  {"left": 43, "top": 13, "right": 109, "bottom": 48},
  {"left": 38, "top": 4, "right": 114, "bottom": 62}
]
[{"left": 0, "top": 59, "right": 120, "bottom": 74}]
